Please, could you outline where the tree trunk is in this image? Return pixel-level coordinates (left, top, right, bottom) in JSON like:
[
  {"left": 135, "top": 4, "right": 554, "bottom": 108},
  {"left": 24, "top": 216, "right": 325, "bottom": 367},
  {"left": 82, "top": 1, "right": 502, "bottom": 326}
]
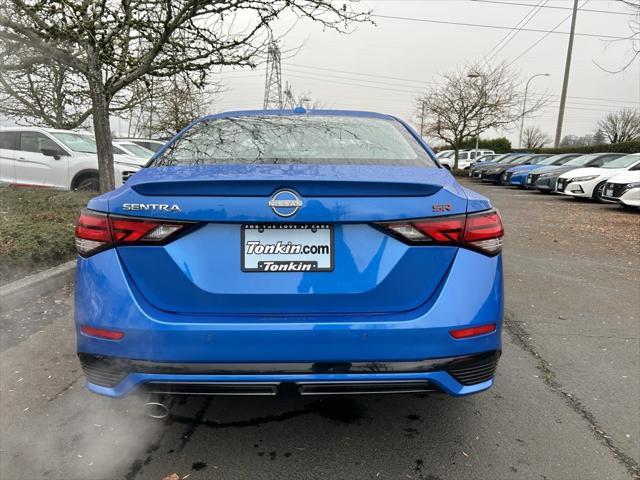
[
  {"left": 453, "top": 145, "right": 460, "bottom": 170},
  {"left": 87, "top": 68, "right": 115, "bottom": 193}
]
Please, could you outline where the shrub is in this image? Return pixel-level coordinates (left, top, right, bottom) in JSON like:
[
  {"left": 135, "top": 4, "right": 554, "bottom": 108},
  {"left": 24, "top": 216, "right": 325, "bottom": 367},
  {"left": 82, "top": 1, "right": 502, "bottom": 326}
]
[
  {"left": 0, "top": 186, "right": 92, "bottom": 283},
  {"left": 537, "top": 140, "right": 640, "bottom": 155},
  {"left": 460, "top": 137, "right": 512, "bottom": 153}
]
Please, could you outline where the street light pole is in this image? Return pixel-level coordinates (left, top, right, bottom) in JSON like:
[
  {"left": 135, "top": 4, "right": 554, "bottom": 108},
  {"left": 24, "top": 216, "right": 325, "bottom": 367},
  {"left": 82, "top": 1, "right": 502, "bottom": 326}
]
[{"left": 519, "top": 73, "right": 550, "bottom": 148}]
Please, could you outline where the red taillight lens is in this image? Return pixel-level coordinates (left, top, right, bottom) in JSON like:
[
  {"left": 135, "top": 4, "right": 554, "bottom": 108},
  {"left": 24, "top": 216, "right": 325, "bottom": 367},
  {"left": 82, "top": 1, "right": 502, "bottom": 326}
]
[
  {"left": 450, "top": 323, "right": 496, "bottom": 339},
  {"left": 385, "top": 215, "right": 465, "bottom": 245},
  {"left": 80, "top": 325, "right": 125, "bottom": 340},
  {"left": 75, "top": 211, "right": 110, "bottom": 256},
  {"left": 75, "top": 210, "right": 193, "bottom": 257},
  {"left": 462, "top": 210, "right": 504, "bottom": 256},
  {"left": 412, "top": 216, "right": 466, "bottom": 243},
  {"left": 377, "top": 209, "right": 503, "bottom": 256}
]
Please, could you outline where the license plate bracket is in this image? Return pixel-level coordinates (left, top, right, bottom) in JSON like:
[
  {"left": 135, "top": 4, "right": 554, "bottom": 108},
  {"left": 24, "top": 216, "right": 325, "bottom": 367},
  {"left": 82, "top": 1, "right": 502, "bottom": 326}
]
[{"left": 241, "top": 224, "right": 334, "bottom": 272}]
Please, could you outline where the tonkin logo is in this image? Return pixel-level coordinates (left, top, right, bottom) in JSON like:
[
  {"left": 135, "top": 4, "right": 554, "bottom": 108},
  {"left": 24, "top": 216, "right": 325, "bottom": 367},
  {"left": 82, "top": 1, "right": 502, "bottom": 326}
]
[
  {"left": 123, "top": 203, "right": 181, "bottom": 212},
  {"left": 268, "top": 190, "right": 302, "bottom": 217}
]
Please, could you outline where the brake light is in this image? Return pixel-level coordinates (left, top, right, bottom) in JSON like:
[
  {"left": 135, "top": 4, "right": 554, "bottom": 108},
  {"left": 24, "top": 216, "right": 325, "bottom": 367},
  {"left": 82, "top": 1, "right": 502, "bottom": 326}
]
[
  {"left": 462, "top": 210, "right": 504, "bottom": 256},
  {"left": 75, "top": 210, "right": 193, "bottom": 257},
  {"left": 450, "top": 323, "right": 496, "bottom": 339},
  {"left": 377, "top": 209, "right": 504, "bottom": 256}
]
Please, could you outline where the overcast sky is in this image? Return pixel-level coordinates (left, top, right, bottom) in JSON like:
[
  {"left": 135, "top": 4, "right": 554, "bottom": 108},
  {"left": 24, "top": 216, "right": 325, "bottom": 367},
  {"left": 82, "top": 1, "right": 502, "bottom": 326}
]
[{"left": 208, "top": 0, "right": 640, "bottom": 146}]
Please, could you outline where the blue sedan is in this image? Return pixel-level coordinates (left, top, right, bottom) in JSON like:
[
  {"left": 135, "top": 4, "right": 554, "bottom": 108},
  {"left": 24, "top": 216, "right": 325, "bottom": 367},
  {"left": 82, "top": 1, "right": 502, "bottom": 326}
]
[
  {"left": 74, "top": 109, "right": 504, "bottom": 400},
  {"left": 506, "top": 153, "right": 582, "bottom": 187}
]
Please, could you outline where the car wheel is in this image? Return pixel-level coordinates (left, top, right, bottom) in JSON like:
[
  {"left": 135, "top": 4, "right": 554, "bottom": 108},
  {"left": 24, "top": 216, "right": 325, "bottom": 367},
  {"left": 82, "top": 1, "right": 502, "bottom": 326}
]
[
  {"left": 592, "top": 182, "right": 607, "bottom": 202},
  {"left": 74, "top": 175, "right": 99, "bottom": 192}
]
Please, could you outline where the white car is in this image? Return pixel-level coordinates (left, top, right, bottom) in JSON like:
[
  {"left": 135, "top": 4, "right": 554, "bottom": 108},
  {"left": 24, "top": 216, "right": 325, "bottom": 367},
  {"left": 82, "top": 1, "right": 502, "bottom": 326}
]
[
  {"left": 436, "top": 149, "right": 454, "bottom": 159},
  {"left": 118, "top": 138, "right": 166, "bottom": 152},
  {"left": 438, "top": 149, "right": 495, "bottom": 170},
  {"left": 0, "top": 127, "right": 144, "bottom": 190},
  {"left": 555, "top": 153, "right": 640, "bottom": 201},
  {"left": 602, "top": 169, "right": 640, "bottom": 208},
  {"left": 113, "top": 141, "right": 154, "bottom": 160}
]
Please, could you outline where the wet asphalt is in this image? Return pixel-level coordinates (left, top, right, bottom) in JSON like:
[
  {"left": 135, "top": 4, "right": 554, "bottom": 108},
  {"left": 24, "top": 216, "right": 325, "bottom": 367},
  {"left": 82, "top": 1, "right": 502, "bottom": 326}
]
[{"left": 0, "top": 178, "right": 638, "bottom": 480}]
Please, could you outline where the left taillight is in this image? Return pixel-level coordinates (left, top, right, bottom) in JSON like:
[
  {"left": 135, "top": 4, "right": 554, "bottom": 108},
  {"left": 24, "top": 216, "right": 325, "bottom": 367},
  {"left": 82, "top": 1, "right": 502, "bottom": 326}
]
[
  {"left": 75, "top": 209, "right": 193, "bottom": 257},
  {"left": 376, "top": 209, "right": 504, "bottom": 256}
]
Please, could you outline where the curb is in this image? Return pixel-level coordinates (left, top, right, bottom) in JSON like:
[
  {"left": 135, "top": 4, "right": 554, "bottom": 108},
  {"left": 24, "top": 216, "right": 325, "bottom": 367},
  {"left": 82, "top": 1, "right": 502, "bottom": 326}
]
[{"left": 0, "top": 261, "right": 76, "bottom": 313}]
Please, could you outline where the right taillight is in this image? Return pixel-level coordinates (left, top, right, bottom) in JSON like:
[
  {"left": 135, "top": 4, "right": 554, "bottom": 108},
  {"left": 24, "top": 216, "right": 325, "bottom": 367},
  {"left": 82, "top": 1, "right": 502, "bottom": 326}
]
[
  {"left": 376, "top": 209, "right": 504, "bottom": 256},
  {"left": 75, "top": 209, "right": 194, "bottom": 257},
  {"left": 462, "top": 210, "right": 504, "bottom": 256}
]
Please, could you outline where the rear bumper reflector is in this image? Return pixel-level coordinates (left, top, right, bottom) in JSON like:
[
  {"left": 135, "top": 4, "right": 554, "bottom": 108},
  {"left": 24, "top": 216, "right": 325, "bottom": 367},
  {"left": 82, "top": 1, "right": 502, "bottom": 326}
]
[
  {"left": 450, "top": 323, "right": 496, "bottom": 339},
  {"left": 80, "top": 325, "right": 125, "bottom": 341}
]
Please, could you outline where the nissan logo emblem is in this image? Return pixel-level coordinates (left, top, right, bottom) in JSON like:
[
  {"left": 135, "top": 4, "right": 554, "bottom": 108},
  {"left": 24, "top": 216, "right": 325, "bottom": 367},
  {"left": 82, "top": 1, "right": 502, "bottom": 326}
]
[{"left": 268, "top": 189, "right": 303, "bottom": 217}]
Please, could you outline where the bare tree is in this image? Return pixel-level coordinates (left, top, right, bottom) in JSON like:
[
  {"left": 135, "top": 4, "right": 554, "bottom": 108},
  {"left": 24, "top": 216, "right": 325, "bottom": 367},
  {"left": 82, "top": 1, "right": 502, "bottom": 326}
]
[
  {"left": 283, "top": 81, "right": 324, "bottom": 109},
  {"left": 597, "top": 108, "right": 640, "bottom": 143},
  {"left": 128, "top": 75, "right": 220, "bottom": 138},
  {"left": 0, "top": 1, "right": 370, "bottom": 192},
  {"left": 522, "top": 126, "right": 551, "bottom": 149},
  {"left": 416, "top": 62, "right": 548, "bottom": 169},
  {"left": 0, "top": 61, "right": 92, "bottom": 129},
  {"left": 595, "top": 1, "right": 640, "bottom": 73},
  {"left": 0, "top": 59, "right": 149, "bottom": 130}
]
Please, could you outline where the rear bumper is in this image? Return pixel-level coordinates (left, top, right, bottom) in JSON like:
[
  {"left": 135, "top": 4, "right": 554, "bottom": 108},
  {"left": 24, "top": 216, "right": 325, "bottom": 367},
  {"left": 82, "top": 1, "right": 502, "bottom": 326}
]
[
  {"left": 79, "top": 350, "right": 501, "bottom": 397},
  {"left": 75, "top": 248, "right": 504, "bottom": 398}
]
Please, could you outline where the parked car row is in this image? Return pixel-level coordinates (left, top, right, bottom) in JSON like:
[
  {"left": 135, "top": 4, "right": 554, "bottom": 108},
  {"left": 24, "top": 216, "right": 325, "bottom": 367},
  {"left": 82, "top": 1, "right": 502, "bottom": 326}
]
[
  {"left": 0, "top": 127, "right": 166, "bottom": 190},
  {"left": 467, "top": 151, "right": 640, "bottom": 209},
  {"left": 436, "top": 149, "right": 496, "bottom": 170}
]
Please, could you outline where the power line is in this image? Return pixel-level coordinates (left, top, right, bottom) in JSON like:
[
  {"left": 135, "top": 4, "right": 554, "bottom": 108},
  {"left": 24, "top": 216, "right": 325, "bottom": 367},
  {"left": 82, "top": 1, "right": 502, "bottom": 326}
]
[
  {"left": 283, "top": 63, "right": 638, "bottom": 106},
  {"left": 371, "top": 13, "right": 627, "bottom": 39},
  {"left": 284, "top": 72, "right": 419, "bottom": 95},
  {"left": 283, "top": 73, "right": 617, "bottom": 112},
  {"left": 471, "top": 0, "right": 630, "bottom": 16},
  {"left": 507, "top": 0, "right": 591, "bottom": 67},
  {"left": 285, "top": 67, "right": 426, "bottom": 90},
  {"left": 483, "top": 0, "right": 549, "bottom": 65},
  {"left": 282, "top": 63, "right": 427, "bottom": 86},
  {"left": 214, "top": 64, "right": 639, "bottom": 109}
]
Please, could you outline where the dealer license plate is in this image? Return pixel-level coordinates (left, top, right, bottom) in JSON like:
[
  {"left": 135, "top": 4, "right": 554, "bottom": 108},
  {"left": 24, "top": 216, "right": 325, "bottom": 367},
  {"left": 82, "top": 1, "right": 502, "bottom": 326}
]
[{"left": 242, "top": 224, "right": 333, "bottom": 272}]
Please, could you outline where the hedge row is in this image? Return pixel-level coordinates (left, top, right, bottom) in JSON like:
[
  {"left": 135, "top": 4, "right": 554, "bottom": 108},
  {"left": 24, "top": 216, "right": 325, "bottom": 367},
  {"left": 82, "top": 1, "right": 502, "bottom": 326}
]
[
  {"left": 460, "top": 137, "right": 512, "bottom": 154},
  {"left": 536, "top": 140, "right": 640, "bottom": 155},
  {"left": 0, "top": 186, "right": 92, "bottom": 284}
]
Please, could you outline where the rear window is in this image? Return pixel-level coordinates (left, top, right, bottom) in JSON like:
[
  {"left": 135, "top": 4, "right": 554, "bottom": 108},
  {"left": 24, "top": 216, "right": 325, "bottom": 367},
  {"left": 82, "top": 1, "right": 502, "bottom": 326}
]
[{"left": 151, "top": 115, "right": 436, "bottom": 168}]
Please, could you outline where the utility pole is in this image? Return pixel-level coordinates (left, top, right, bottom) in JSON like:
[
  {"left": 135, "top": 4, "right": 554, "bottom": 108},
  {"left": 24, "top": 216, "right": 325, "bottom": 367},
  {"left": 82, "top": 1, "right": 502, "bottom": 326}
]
[
  {"left": 554, "top": 0, "right": 578, "bottom": 147},
  {"left": 419, "top": 101, "right": 425, "bottom": 137},
  {"left": 263, "top": 40, "right": 283, "bottom": 109}
]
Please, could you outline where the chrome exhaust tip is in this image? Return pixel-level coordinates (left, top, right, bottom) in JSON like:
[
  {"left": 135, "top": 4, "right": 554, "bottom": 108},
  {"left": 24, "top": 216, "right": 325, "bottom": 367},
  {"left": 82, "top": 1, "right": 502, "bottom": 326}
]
[{"left": 145, "top": 401, "right": 169, "bottom": 419}]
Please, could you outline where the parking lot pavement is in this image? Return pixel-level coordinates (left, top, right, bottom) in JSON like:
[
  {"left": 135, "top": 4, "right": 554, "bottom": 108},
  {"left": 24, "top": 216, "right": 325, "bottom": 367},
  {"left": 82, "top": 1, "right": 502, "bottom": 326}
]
[
  {"left": 0, "top": 181, "right": 638, "bottom": 480},
  {"left": 461, "top": 179, "right": 640, "bottom": 469}
]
